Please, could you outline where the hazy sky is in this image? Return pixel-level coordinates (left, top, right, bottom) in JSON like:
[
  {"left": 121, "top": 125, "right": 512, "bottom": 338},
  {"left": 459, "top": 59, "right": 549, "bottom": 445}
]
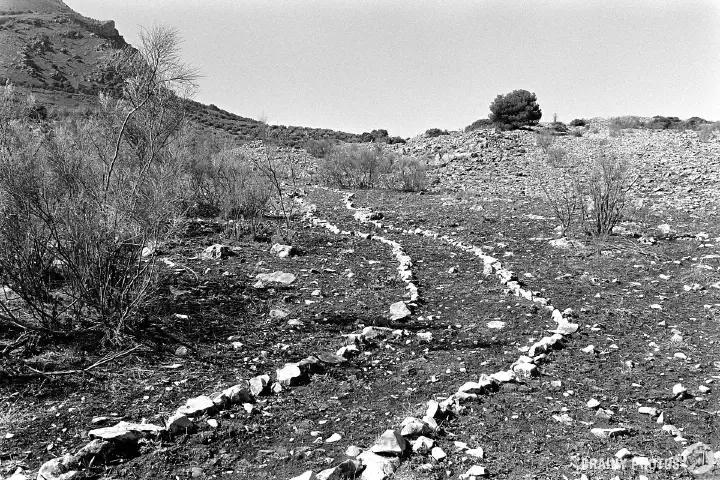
[{"left": 65, "top": 0, "right": 720, "bottom": 137}]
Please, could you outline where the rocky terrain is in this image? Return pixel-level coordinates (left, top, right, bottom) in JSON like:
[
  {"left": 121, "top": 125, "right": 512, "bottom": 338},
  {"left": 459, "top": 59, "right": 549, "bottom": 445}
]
[
  {"left": 1, "top": 122, "right": 719, "bottom": 480},
  {"left": 1, "top": 1, "right": 720, "bottom": 479}
]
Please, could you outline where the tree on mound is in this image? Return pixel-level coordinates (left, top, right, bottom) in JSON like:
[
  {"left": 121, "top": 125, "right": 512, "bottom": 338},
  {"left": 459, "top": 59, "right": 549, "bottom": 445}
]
[{"left": 489, "top": 89, "right": 542, "bottom": 130}]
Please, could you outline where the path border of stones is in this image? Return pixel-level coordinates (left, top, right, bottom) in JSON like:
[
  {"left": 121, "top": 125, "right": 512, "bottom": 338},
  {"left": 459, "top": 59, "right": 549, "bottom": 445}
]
[
  {"left": 29, "top": 194, "right": 421, "bottom": 480},
  {"left": 285, "top": 189, "right": 582, "bottom": 480}
]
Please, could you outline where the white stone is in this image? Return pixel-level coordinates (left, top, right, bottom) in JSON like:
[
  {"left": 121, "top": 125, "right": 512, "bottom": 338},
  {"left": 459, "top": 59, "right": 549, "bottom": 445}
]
[
  {"left": 431, "top": 446, "right": 446, "bottom": 461},
  {"left": 412, "top": 436, "right": 434, "bottom": 452},
  {"left": 177, "top": 396, "right": 214, "bottom": 417},
  {"left": 591, "top": 428, "right": 629, "bottom": 438},
  {"left": 249, "top": 375, "right": 270, "bottom": 396},
  {"left": 370, "top": 429, "right": 407, "bottom": 455},
  {"left": 390, "top": 301, "right": 411, "bottom": 321},
  {"left": 357, "top": 450, "right": 400, "bottom": 479},
  {"left": 255, "top": 271, "right": 296, "bottom": 285},
  {"left": 88, "top": 421, "right": 164, "bottom": 442},
  {"left": 638, "top": 406, "right": 658, "bottom": 416},
  {"left": 276, "top": 363, "right": 305, "bottom": 386},
  {"left": 460, "top": 465, "right": 488, "bottom": 478}
]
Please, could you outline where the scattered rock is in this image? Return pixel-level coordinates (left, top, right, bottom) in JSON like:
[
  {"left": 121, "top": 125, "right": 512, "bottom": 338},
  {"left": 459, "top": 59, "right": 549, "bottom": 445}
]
[
  {"left": 270, "top": 244, "right": 296, "bottom": 258},
  {"left": 431, "top": 446, "right": 446, "bottom": 461},
  {"left": 591, "top": 427, "right": 629, "bottom": 438},
  {"left": 389, "top": 301, "right": 411, "bottom": 321},
  {"left": 88, "top": 422, "right": 164, "bottom": 442},
  {"left": 177, "top": 396, "right": 214, "bottom": 417},
  {"left": 399, "top": 417, "right": 432, "bottom": 437},
  {"left": 255, "top": 271, "right": 296, "bottom": 285},
  {"left": 166, "top": 413, "right": 195, "bottom": 435},
  {"left": 249, "top": 375, "right": 270, "bottom": 396},
  {"left": 356, "top": 450, "right": 400, "bottom": 479},
  {"left": 412, "top": 436, "right": 435, "bottom": 453},
  {"left": 276, "top": 363, "right": 307, "bottom": 386},
  {"left": 370, "top": 429, "right": 408, "bottom": 455},
  {"left": 201, "top": 244, "right": 233, "bottom": 260},
  {"left": 460, "top": 465, "right": 489, "bottom": 479}
]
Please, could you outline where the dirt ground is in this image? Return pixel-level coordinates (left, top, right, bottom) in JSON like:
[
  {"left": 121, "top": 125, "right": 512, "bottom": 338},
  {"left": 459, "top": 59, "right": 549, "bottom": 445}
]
[{"left": 2, "top": 132, "right": 720, "bottom": 480}]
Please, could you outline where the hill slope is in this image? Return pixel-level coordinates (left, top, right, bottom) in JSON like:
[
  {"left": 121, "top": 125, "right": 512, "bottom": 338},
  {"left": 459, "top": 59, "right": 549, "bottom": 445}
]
[{"left": 0, "top": 0, "right": 386, "bottom": 146}]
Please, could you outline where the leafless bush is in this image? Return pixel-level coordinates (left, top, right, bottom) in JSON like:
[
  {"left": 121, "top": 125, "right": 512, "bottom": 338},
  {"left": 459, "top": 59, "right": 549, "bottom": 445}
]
[
  {"left": 0, "top": 26, "right": 197, "bottom": 343},
  {"left": 384, "top": 156, "right": 427, "bottom": 192},
  {"left": 578, "top": 150, "right": 636, "bottom": 236},
  {"left": 535, "top": 145, "right": 636, "bottom": 238},
  {"left": 318, "top": 144, "right": 426, "bottom": 191}
]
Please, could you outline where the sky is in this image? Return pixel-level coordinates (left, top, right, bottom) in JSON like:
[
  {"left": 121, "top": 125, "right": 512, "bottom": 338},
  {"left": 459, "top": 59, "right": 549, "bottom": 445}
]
[{"left": 64, "top": 0, "right": 720, "bottom": 138}]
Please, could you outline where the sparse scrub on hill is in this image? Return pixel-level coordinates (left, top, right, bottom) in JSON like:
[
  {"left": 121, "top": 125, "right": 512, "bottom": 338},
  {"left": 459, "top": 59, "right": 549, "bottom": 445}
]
[
  {"left": 317, "top": 144, "right": 426, "bottom": 192},
  {"left": 464, "top": 118, "right": 493, "bottom": 132},
  {"left": 0, "top": 26, "right": 197, "bottom": 345},
  {"left": 535, "top": 129, "right": 554, "bottom": 150},
  {"left": 488, "top": 89, "right": 542, "bottom": 130},
  {"left": 609, "top": 116, "right": 644, "bottom": 130},
  {"left": 698, "top": 122, "right": 720, "bottom": 142}
]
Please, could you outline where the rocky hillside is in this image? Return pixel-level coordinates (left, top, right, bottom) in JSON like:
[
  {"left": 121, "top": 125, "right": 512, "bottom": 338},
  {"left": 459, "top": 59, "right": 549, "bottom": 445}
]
[
  {"left": 0, "top": 0, "right": 380, "bottom": 146},
  {"left": 0, "top": 0, "right": 127, "bottom": 93},
  {"left": 390, "top": 122, "right": 720, "bottom": 215}
]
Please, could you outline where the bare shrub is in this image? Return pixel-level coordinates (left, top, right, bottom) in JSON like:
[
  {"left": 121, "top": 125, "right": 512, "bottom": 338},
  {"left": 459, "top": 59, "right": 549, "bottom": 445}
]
[
  {"left": 386, "top": 156, "right": 427, "bottom": 192},
  {"left": 317, "top": 143, "right": 390, "bottom": 189},
  {"left": 0, "top": 26, "right": 197, "bottom": 343},
  {"left": 535, "top": 145, "right": 636, "bottom": 238},
  {"left": 578, "top": 151, "right": 637, "bottom": 236}
]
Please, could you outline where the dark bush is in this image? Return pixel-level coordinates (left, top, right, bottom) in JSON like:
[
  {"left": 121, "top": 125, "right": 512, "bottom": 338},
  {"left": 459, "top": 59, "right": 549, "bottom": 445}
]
[
  {"left": 425, "top": 128, "right": 450, "bottom": 138},
  {"left": 569, "top": 118, "right": 586, "bottom": 127},
  {"left": 646, "top": 116, "right": 682, "bottom": 130},
  {"left": 489, "top": 89, "right": 542, "bottom": 130},
  {"left": 549, "top": 121, "right": 568, "bottom": 133},
  {"left": 686, "top": 116, "right": 708, "bottom": 129}
]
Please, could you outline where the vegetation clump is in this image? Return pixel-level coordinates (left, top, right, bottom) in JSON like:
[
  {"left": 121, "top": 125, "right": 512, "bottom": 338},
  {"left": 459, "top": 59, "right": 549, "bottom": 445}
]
[{"left": 488, "top": 89, "right": 542, "bottom": 130}]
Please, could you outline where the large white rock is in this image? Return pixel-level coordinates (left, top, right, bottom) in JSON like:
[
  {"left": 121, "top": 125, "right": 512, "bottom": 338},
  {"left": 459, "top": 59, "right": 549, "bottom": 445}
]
[
  {"left": 389, "top": 301, "right": 411, "bottom": 321},
  {"left": 249, "top": 375, "right": 270, "bottom": 396},
  {"left": 357, "top": 450, "right": 400, "bottom": 480},
  {"left": 399, "top": 417, "right": 432, "bottom": 437},
  {"left": 177, "top": 396, "right": 214, "bottom": 417},
  {"left": 255, "top": 271, "right": 297, "bottom": 285},
  {"left": 276, "top": 363, "right": 306, "bottom": 386},
  {"left": 223, "top": 384, "right": 254, "bottom": 404},
  {"left": 88, "top": 422, "right": 164, "bottom": 442},
  {"left": 460, "top": 465, "right": 489, "bottom": 478},
  {"left": 370, "top": 429, "right": 407, "bottom": 455},
  {"left": 591, "top": 427, "right": 629, "bottom": 438}
]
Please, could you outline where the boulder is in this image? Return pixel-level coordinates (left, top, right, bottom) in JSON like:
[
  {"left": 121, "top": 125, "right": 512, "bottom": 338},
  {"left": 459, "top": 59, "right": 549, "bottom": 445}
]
[
  {"left": 370, "top": 429, "right": 407, "bottom": 455},
  {"left": 389, "top": 301, "right": 411, "bottom": 321},
  {"left": 177, "top": 396, "right": 214, "bottom": 417},
  {"left": 255, "top": 271, "right": 297, "bottom": 285}
]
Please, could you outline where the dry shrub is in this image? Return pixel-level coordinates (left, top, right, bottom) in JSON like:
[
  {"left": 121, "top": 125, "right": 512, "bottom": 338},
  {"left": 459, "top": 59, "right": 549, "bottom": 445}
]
[
  {"left": 535, "top": 144, "right": 636, "bottom": 237},
  {"left": 0, "top": 26, "right": 197, "bottom": 343},
  {"left": 317, "top": 143, "right": 426, "bottom": 192}
]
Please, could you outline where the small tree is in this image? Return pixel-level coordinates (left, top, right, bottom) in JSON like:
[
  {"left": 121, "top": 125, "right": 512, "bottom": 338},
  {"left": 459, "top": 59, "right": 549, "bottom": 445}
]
[{"left": 488, "top": 89, "right": 542, "bottom": 130}]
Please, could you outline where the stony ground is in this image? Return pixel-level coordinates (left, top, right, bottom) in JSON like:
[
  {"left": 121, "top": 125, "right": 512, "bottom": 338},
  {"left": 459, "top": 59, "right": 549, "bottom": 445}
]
[{"left": 1, "top": 124, "right": 720, "bottom": 480}]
